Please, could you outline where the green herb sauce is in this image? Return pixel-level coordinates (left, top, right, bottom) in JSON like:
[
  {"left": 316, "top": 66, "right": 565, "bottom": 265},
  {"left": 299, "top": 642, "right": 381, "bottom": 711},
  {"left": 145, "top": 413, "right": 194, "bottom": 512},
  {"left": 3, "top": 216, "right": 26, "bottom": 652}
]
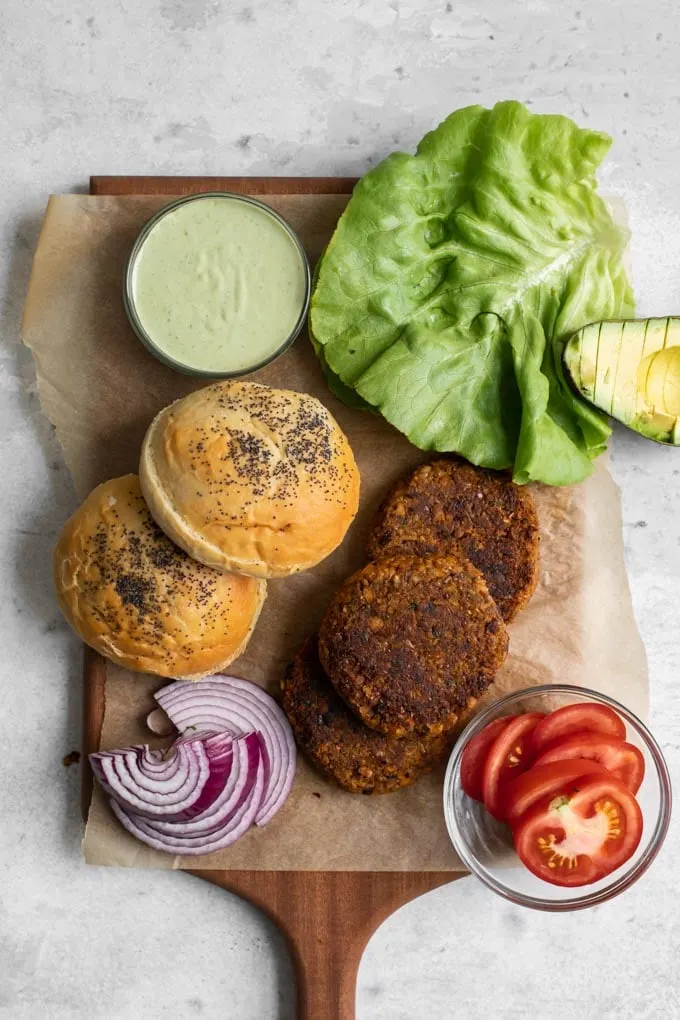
[{"left": 131, "top": 196, "right": 307, "bottom": 373}]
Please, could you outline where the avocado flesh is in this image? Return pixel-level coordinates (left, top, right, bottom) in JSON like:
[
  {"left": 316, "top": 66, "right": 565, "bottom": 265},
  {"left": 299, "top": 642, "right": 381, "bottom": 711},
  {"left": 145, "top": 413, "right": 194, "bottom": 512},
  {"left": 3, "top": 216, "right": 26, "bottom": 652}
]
[{"left": 564, "top": 317, "right": 680, "bottom": 445}]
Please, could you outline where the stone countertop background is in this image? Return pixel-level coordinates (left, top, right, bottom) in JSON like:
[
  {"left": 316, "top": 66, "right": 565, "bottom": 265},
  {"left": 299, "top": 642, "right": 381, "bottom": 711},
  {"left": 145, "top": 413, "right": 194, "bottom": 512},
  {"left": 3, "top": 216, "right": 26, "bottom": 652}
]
[{"left": 2, "top": 1, "right": 679, "bottom": 1017}]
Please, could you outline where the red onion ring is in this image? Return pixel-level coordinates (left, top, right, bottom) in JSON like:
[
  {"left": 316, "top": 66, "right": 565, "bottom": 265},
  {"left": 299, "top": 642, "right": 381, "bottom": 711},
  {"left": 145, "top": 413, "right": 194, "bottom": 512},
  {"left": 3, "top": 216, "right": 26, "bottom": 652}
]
[
  {"left": 146, "top": 708, "right": 176, "bottom": 737},
  {"left": 154, "top": 676, "right": 296, "bottom": 826},
  {"left": 91, "top": 737, "right": 235, "bottom": 821},
  {"left": 107, "top": 734, "right": 265, "bottom": 855},
  {"left": 91, "top": 677, "right": 296, "bottom": 856}
]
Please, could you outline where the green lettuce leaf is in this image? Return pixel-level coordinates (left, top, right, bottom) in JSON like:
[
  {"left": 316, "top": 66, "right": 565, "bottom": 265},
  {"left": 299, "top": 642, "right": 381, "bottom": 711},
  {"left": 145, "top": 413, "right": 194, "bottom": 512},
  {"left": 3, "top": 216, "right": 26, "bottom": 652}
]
[
  {"left": 309, "top": 246, "right": 374, "bottom": 410},
  {"left": 310, "top": 101, "right": 635, "bottom": 485}
]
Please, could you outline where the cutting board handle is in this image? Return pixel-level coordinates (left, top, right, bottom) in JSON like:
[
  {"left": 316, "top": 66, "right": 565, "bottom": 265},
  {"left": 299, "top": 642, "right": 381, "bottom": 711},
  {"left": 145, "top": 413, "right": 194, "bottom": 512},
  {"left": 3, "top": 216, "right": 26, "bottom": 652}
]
[
  {"left": 195, "top": 870, "right": 373, "bottom": 1019},
  {"left": 194, "top": 869, "right": 457, "bottom": 1020},
  {"left": 286, "top": 914, "right": 367, "bottom": 1020}
]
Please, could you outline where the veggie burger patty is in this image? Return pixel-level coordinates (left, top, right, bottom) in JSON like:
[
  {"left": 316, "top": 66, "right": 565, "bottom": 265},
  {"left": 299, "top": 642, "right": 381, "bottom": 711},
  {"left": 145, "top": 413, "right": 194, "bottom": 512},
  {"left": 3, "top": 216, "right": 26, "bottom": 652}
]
[
  {"left": 318, "top": 553, "right": 508, "bottom": 738},
  {"left": 366, "top": 458, "right": 540, "bottom": 622},
  {"left": 282, "top": 637, "right": 453, "bottom": 794}
]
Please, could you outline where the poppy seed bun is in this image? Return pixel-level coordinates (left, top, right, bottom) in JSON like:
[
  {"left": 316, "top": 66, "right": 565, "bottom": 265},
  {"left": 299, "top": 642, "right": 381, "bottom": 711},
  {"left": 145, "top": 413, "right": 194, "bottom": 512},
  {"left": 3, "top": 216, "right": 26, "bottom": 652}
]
[
  {"left": 53, "top": 475, "right": 266, "bottom": 678},
  {"left": 139, "top": 381, "right": 360, "bottom": 579}
]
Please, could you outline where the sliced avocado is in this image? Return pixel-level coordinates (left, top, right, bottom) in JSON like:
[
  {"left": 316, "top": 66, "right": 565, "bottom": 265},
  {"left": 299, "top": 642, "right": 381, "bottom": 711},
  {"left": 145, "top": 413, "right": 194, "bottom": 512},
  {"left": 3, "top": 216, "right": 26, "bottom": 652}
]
[{"left": 564, "top": 317, "right": 680, "bottom": 445}]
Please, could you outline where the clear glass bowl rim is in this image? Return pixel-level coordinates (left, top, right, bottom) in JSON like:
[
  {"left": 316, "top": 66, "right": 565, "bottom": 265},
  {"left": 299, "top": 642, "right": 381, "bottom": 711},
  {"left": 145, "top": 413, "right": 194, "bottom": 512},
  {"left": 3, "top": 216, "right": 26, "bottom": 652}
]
[
  {"left": 443, "top": 683, "right": 672, "bottom": 912},
  {"left": 123, "top": 191, "right": 312, "bottom": 378}
]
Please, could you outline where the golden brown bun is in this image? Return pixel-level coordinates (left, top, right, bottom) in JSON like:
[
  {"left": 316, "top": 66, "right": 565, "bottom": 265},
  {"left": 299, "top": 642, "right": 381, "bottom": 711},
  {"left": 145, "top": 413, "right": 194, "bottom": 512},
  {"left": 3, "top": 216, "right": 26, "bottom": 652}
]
[
  {"left": 53, "top": 475, "right": 266, "bottom": 678},
  {"left": 139, "top": 381, "right": 360, "bottom": 579}
]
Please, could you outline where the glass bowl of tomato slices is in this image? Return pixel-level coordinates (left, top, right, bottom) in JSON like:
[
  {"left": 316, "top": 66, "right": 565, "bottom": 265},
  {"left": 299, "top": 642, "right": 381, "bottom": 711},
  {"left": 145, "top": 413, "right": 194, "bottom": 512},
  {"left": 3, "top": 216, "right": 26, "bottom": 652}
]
[{"left": 443, "top": 685, "right": 671, "bottom": 911}]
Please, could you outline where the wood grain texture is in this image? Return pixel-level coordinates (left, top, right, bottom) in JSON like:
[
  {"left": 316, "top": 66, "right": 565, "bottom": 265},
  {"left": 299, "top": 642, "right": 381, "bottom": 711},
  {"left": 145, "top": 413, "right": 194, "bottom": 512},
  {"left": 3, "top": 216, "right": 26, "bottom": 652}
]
[
  {"left": 90, "top": 175, "right": 359, "bottom": 196},
  {"left": 83, "top": 174, "right": 460, "bottom": 1020},
  {"left": 81, "top": 646, "right": 106, "bottom": 822}
]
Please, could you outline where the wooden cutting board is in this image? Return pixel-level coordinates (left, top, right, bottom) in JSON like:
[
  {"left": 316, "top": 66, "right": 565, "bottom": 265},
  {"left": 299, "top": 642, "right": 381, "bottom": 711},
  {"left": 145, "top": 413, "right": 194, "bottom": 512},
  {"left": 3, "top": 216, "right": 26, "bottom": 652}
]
[{"left": 83, "top": 175, "right": 462, "bottom": 1020}]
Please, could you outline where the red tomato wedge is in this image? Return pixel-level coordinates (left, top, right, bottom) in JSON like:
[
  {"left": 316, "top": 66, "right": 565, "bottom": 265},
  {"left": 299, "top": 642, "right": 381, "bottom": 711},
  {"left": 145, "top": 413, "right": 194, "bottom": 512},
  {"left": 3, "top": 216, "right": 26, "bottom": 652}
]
[
  {"left": 513, "top": 775, "right": 643, "bottom": 887},
  {"left": 460, "top": 718, "right": 513, "bottom": 803},
  {"left": 533, "top": 733, "right": 645, "bottom": 794},
  {"left": 530, "top": 703, "right": 626, "bottom": 756},
  {"left": 460, "top": 718, "right": 514, "bottom": 801},
  {"left": 482, "top": 713, "right": 545, "bottom": 819},
  {"left": 503, "top": 760, "right": 609, "bottom": 828}
]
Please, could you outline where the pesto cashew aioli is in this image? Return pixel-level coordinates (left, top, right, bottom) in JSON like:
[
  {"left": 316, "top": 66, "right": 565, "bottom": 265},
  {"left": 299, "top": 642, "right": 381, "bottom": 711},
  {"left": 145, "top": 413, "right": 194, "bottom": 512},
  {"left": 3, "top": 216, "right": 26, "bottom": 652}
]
[{"left": 129, "top": 195, "right": 308, "bottom": 374}]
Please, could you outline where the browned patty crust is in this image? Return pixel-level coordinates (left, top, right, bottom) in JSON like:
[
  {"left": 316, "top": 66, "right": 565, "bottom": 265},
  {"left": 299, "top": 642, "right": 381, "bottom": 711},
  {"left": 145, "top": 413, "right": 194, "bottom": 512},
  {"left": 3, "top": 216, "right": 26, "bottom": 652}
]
[
  {"left": 366, "top": 459, "right": 540, "bottom": 622},
  {"left": 282, "top": 637, "right": 453, "bottom": 794},
  {"left": 318, "top": 554, "right": 508, "bottom": 737}
]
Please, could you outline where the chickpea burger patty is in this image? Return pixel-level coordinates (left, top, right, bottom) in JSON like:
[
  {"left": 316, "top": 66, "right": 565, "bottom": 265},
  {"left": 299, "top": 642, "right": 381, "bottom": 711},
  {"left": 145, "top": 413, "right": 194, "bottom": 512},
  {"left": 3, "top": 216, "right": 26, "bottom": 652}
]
[
  {"left": 366, "top": 459, "right": 540, "bottom": 622},
  {"left": 318, "top": 553, "right": 508, "bottom": 737},
  {"left": 282, "top": 637, "right": 453, "bottom": 794}
]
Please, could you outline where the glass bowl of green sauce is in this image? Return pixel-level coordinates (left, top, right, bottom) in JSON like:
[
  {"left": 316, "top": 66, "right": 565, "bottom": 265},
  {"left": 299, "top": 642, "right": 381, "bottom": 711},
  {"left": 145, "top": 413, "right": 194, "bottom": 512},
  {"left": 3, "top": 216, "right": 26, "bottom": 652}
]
[{"left": 124, "top": 193, "right": 311, "bottom": 377}]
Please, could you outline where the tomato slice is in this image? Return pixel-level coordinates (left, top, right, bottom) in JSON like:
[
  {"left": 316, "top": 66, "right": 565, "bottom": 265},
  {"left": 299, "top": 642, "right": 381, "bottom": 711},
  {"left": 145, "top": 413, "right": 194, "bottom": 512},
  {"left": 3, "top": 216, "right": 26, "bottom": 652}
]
[
  {"left": 533, "top": 733, "right": 645, "bottom": 794},
  {"left": 503, "top": 760, "right": 609, "bottom": 828},
  {"left": 530, "top": 703, "right": 626, "bottom": 756},
  {"left": 513, "top": 775, "right": 643, "bottom": 887},
  {"left": 481, "top": 713, "right": 545, "bottom": 819},
  {"left": 460, "top": 717, "right": 514, "bottom": 801}
]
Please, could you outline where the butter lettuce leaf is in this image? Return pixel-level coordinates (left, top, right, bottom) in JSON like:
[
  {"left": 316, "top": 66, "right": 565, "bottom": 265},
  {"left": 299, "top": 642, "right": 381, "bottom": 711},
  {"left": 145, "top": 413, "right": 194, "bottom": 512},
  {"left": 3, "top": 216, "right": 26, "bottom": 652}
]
[{"left": 310, "top": 101, "right": 634, "bottom": 485}]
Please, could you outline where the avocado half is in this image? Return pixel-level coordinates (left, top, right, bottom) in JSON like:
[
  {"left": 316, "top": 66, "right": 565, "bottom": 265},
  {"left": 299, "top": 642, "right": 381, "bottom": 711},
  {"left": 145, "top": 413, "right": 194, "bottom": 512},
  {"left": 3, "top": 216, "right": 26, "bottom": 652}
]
[{"left": 564, "top": 317, "right": 680, "bottom": 446}]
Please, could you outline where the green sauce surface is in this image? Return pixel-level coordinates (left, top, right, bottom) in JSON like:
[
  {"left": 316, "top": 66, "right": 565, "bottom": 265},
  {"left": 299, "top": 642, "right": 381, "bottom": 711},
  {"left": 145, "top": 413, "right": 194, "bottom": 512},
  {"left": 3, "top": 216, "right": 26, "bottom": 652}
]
[{"left": 131, "top": 196, "right": 307, "bottom": 373}]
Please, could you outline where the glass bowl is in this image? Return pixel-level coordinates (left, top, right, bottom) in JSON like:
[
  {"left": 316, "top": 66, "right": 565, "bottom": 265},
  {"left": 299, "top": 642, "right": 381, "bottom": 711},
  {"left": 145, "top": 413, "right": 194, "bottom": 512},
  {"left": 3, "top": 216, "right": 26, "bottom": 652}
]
[
  {"left": 123, "top": 192, "right": 311, "bottom": 378},
  {"left": 443, "top": 685, "right": 671, "bottom": 911}
]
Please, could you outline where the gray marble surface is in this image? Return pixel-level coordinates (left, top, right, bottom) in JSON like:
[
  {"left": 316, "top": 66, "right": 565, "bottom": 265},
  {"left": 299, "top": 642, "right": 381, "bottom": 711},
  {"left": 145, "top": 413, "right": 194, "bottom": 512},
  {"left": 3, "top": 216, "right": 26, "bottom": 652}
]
[{"left": 2, "top": 1, "right": 679, "bottom": 1017}]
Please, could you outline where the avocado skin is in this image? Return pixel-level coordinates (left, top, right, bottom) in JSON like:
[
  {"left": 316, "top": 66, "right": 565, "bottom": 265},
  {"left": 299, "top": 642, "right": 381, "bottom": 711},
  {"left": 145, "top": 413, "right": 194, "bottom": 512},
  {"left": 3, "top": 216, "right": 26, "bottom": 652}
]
[{"left": 563, "top": 317, "right": 680, "bottom": 446}]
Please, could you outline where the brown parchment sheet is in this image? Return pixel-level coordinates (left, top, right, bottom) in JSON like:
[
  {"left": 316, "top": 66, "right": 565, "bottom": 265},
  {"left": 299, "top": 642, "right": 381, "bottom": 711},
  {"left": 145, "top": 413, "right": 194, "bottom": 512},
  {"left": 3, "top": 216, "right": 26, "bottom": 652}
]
[{"left": 21, "top": 194, "right": 648, "bottom": 871}]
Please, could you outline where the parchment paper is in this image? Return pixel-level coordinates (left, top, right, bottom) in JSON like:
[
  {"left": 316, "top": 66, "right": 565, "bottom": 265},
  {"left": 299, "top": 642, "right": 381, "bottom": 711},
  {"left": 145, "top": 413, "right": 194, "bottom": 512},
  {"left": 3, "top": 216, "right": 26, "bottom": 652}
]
[{"left": 21, "top": 194, "right": 648, "bottom": 871}]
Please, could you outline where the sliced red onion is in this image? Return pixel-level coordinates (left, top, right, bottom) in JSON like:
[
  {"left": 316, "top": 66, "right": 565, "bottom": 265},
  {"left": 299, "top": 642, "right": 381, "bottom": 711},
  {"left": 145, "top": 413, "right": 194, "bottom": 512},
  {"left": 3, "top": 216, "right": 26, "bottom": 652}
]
[
  {"left": 96, "top": 742, "right": 202, "bottom": 796},
  {"left": 107, "top": 734, "right": 265, "bottom": 856},
  {"left": 122, "top": 734, "right": 261, "bottom": 842},
  {"left": 154, "top": 676, "right": 296, "bottom": 826},
  {"left": 90, "top": 737, "right": 234, "bottom": 821},
  {"left": 92, "top": 678, "right": 295, "bottom": 856},
  {"left": 146, "top": 708, "right": 175, "bottom": 737},
  {"left": 91, "top": 743, "right": 203, "bottom": 808},
  {"left": 150, "top": 733, "right": 258, "bottom": 835}
]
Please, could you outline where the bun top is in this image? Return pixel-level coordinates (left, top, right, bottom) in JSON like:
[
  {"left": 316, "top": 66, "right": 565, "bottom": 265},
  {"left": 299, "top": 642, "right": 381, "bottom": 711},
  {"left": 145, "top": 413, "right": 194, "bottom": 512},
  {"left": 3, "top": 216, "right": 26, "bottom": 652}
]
[
  {"left": 53, "top": 474, "right": 266, "bottom": 678},
  {"left": 139, "top": 381, "right": 360, "bottom": 578}
]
